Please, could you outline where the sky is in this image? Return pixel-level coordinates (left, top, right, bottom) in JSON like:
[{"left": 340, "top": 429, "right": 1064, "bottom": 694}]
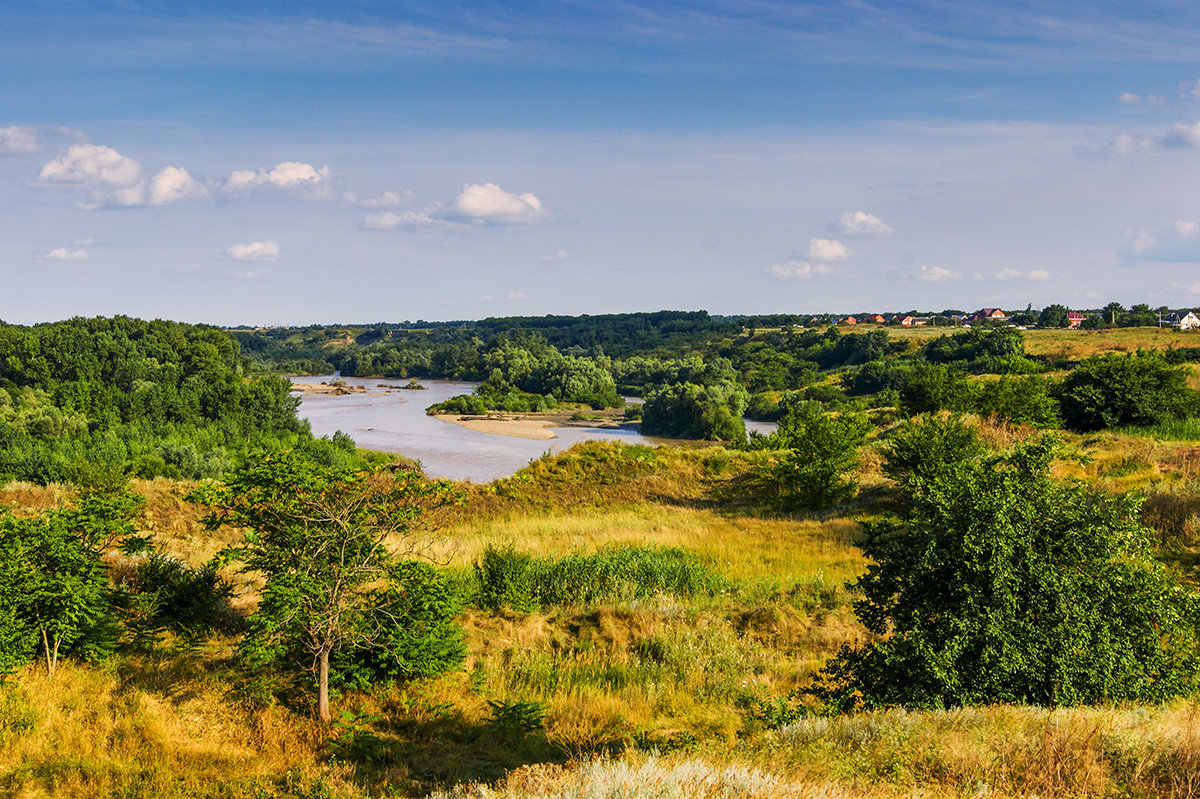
[{"left": 3, "top": 0, "right": 1200, "bottom": 325}]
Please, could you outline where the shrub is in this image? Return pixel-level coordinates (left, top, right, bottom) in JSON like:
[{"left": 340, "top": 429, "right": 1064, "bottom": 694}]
[
  {"left": 1057, "top": 353, "right": 1199, "bottom": 431},
  {"left": 820, "top": 439, "right": 1200, "bottom": 710}
]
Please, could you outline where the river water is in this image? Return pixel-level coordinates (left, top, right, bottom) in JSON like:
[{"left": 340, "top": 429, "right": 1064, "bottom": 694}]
[{"left": 293, "top": 375, "right": 775, "bottom": 483}]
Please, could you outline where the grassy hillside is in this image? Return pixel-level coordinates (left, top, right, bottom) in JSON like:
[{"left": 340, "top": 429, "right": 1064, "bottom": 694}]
[{"left": 4, "top": 424, "right": 1200, "bottom": 797}]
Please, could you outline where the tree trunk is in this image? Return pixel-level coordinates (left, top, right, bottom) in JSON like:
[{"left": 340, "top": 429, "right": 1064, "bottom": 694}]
[{"left": 318, "top": 648, "right": 331, "bottom": 724}]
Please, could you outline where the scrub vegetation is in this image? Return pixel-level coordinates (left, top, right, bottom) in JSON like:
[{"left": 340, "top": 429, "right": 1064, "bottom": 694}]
[{"left": 4, "top": 312, "right": 1200, "bottom": 797}]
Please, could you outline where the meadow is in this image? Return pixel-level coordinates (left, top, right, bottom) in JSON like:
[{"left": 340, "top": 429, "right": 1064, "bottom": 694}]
[{"left": 3, "top": 406, "right": 1200, "bottom": 798}]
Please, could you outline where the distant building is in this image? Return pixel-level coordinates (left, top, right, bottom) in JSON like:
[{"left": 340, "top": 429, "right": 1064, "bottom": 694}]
[
  {"left": 1066, "top": 312, "right": 1087, "bottom": 329},
  {"left": 1168, "top": 311, "right": 1200, "bottom": 330},
  {"left": 891, "top": 315, "right": 915, "bottom": 326},
  {"left": 973, "top": 308, "right": 1008, "bottom": 321},
  {"left": 862, "top": 314, "right": 886, "bottom": 324},
  {"left": 840, "top": 316, "right": 858, "bottom": 326}
]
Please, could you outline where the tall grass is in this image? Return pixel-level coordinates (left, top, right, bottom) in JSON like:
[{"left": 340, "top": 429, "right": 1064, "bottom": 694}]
[
  {"left": 472, "top": 545, "right": 728, "bottom": 611},
  {"left": 1118, "top": 417, "right": 1200, "bottom": 441}
]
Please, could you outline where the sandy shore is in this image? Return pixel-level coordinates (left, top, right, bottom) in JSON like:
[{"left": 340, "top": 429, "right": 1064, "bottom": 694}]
[
  {"left": 289, "top": 381, "right": 372, "bottom": 396},
  {"left": 433, "top": 414, "right": 559, "bottom": 440}
]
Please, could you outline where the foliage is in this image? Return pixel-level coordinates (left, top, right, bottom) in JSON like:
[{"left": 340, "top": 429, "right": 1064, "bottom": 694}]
[
  {"left": 192, "top": 451, "right": 463, "bottom": 722},
  {"left": 0, "top": 316, "right": 307, "bottom": 483},
  {"left": 472, "top": 544, "right": 727, "bottom": 611},
  {"left": 746, "top": 399, "right": 872, "bottom": 510},
  {"left": 880, "top": 414, "right": 986, "bottom": 492},
  {"left": 897, "top": 362, "right": 972, "bottom": 415},
  {"left": 1056, "top": 352, "right": 1199, "bottom": 431},
  {"left": 0, "top": 484, "right": 143, "bottom": 676},
  {"left": 1038, "top": 304, "right": 1071, "bottom": 328},
  {"left": 820, "top": 439, "right": 1200, "bottom": 709},
  {"left": 638, "top": 357, "right": 748, "bottom": 440},
  {"left": 971, "top": 376, "right": 1062, "bottom": 428}
]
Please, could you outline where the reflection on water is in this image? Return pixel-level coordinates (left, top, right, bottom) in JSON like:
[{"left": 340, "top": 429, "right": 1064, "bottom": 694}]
[{"left": 294, "top": 376, "right": 667, "bottom": 483}]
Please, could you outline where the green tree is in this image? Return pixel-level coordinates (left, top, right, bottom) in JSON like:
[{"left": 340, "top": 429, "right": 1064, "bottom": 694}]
[
  {"left": 821, "top": 440, "right": 1200, "bottom": 709},
  {"left": 1056, "top": 353, "right": 1198, "bottom": 431},
  {"left": 193, "top": 452, "right": 462, "bottom": 723},
  {"left": 880, "top": 414, "right": 986, "bottom": 493},
  {"left": 748, "top": 400, "right": 872, "bottom": 510},
  {"left": 1038, "top": 304, "right": 1070, "bottom": 328},
  {"left": 0, "top": 484, "right": 143, "bottom": 676}
]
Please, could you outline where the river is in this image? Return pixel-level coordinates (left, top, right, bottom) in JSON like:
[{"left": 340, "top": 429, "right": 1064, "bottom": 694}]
[{"left": 292, "top": 375, "right": 775, "bottom": 483}]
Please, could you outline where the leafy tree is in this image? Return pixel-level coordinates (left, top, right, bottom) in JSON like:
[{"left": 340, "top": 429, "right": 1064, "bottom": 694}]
[
  {"left": 1102, "top": 302, "right": 1126, "bottom": 327},
  {"left": 193, "top": 452, "right": 462, "bottom": 723},
  {"left": 820, "top": 440, "right": 1200, "bottom": 709},
  {"left": 1124, "top": 303, "right": 1158, "bottom": 328},
  {"left": 971, "top": 376, "right": 1061, "bottom": 428},
  {"left": 747, "top": 400, "right": 872, "bottom": 510},
  {"left": 880, "top": 414, "right": 986, "bottom": 493},
  {"left": 898, "top": 362, "right": 971, "bottom": 415},
  {"left": 1038, "top": 304, "right": 1070, "bottom": 328},
  {"left": 0, "top": 484, "right": 143, "bottom": 676},
  {"left": 1056, "top": 353, "right": 1198, "bottom": 431}
]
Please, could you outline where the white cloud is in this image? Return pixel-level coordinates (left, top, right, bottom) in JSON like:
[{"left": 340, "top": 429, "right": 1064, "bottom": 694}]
[
  {"left": 221, "top": 161, "right": 333, "bottom": 199},
  {"left": 538, "top": 249, "right": 571, "bottom": 262},
  {"left": 1119, "top": 92, "right": 1142, "bottom": 105},
  {"left": 994, "top": 267, "right": 1051, "bottom": 280},
  {"left": 479, "top": 294, "right": 495, "bottom": 302},
  {"left": 832, "top": 211, "right": 894, "bottom": 237},
  {"left": 0, "top": 126, "right": 37, "bottom": 155},
  {"left": 74, "top": 237, "right": 95, "bottom": 246},
  {"left": 766, "top": 260, "right": 831, "bottom": 280},
  {"left": 1181, "top": 79, "right": 1200, "bottom": 100},
  {"left": 507, "top": 291, "right": 528, "bottom": 300},
  {"left": 447, "top": 182, "right": 546, "bottom": 225},
  {"left": 807, "top": 237, "right": 849, "bottom": 261},
  {"left": 148, "top": 166, "right": 208, "bottom": 205},
  {"left": 1165, "top": 122, "right": 1200, "bottom": 149},
  {"left": 36, "top": 144, "right": 142, "bottom": 187},
  {"left": 357, "top": 189, "right": 414, "bottom": 208},
  {"left": 1122, "top": 219, "right": 1200, "bottom": 263},
  {"left": 361, "top": 208, "right": 449, "bottom": 230},
  {"left": 225, "top": 241, "right": 280, "bottom": 261},
  {"left": 37, "top": 247, "right": 88, "bottom": 261},
  {"left": 916, "top": 265, "right": 960, "bottom": 282}
]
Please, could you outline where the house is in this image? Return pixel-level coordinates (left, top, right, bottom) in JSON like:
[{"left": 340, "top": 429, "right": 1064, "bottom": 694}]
[
  {"left": 862, "top": 314, "right": 887, "bottom": 324},
  {"left": 839, "top": 316, "right": 858, "bottom": 325},
  {"left": 891, "top": 315, "right": 915, "bottom": 326},
  {"left": 808, "top": 316, "right": 826, "bottom": 326},
  {"left": 1066, "top": 312, "right": 1087, "bottom": 329},
  {"left": 973, "top": 308, "right": 1008, "bottom": 321},
  {"left": 911, "top": 316, "right": 933, "bottom": 326},
  {"left": 1168, "top": 311, "right": 1200, "bottom": 330}
]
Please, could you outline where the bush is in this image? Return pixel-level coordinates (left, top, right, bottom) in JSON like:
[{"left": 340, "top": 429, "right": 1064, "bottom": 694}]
[
  {"left": 880, "top": 414, "right": 986, "bottom": 492},
  {"left": 746, "top": 399, "right": 872, "bottom": 510},
  {"left": 1057, "top": 353, "right": 1199, "bottom": 431},
  {"left": 819, "top": 439, "right": 1200, "bottom": 710}
]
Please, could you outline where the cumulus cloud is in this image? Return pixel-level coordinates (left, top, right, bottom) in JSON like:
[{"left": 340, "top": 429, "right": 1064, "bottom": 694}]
[
  {"left": 447, "top": 182, "right": 546, "bottom": 225},
  {"left": 221, "top": 161, "right": 333, "bottom": 199},
  {"left": 766, "top": 260, "right": 831, "bottom": 280},
  {"left": 148, "top": 166, "right": 208, "bottom": 205},
  {"left": 807, "top": 238, "right": 849, "bottom": 261},
  {"left": 1121, "top": 219, "right": 1200, "bottom": 263},
  {"left": 226, "top": 241, "right": 279, "bottom": 261},
  {"left": 916, "top": 265, "right": 960, "bottom": 282},
  {"left": 0, "top": 126, "right": 37, "bottom": 155},
  {"left": 1109, "top": 120, "right": 1200, "bottom": 155},
  {"left": 36, "top": 144, "right": 142, "bottom": 187},
  {"left": 1027, "top": 269, "right": 1050, "bottom": 281},
  {"left": 1181, "top": 79, "right": 1200, "bottom": 100},
  {"left": 1165, "top": 122, "right": 1200, "bottom": 149},
  {"left": 832, "top": 211, "right": 894, "bottom": 238},
  {"left": 362, "top": 182, "right": 548, "bottom": 230},
  {"left": 538, "top": 249, "right": 571, "bottom": 262},
  {"left": 507, "top": 292, "right": 528, "bottom": 300},
  {"left": 37, "top": 247, "right": 88, "bottom": 261}
]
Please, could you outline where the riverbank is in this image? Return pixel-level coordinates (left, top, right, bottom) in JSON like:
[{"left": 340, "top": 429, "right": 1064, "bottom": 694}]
[{"left": 432, "top": 408, "right": 631, "bottom": 440}]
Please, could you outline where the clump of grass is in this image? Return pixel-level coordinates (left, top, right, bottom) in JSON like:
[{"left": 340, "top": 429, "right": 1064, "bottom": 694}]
[
  {"left": 429, "top": 755, "right": 830, "bottom": 799},
  {"left": 1119, "top": 418, "right": 1200, "bottom": 441},
  {"left": 472, "top": 545, "right": 728, "bottom": 611}
]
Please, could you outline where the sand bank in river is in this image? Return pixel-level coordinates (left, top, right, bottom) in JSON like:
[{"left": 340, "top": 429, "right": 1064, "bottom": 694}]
[
  {"left": 433, "top": 414, "right": 559, "bottom": 440},
  {"left": 289, "top": 381, "right": 374, "bottom": 396}
]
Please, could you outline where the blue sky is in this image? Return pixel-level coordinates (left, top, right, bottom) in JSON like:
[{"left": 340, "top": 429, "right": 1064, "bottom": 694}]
[{"left": 3, "top": 1, "right": 1200, "bottom": 325}]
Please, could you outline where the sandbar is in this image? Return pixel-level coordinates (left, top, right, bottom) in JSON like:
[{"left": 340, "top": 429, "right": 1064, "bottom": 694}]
[{"left": 433, "top": 414, "right": 558, "bottom": 440}]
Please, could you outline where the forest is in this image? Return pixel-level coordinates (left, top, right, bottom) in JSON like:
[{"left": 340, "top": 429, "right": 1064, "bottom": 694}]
[{"left": 4, "top": 311, "right": 1200, "bottom": 798}]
